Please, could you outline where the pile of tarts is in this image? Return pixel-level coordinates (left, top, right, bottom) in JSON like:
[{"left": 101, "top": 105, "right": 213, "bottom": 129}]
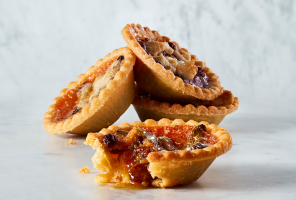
[
  {"left": 43, "top": 24, "right": 238, "bottom": 188},
  {"left": 122, "top": 24, "right": 239, "bottom": 125}
]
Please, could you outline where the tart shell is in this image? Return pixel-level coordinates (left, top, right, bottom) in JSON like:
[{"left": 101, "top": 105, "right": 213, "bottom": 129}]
[
  {"left": 132, "top": 90, "right": 239, "bottom": 125},
  {"left": 121, "top": 23, "right": 223, "bottom": 103},
  {"left": 43, "top": 47, "right": 136, "bottom": 135},
  {"left": 85, "top": 119, "right": 232, "bottom": 188}
]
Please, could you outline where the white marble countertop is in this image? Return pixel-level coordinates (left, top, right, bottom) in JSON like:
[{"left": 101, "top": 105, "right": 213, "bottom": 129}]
[{"left": 1, "top": 104, "right": 296, "bottom": 200}]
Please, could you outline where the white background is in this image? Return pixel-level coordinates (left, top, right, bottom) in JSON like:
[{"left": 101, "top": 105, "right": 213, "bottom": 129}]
[{"left": 1, "top": 1, "right": 296, "bottom": 199}]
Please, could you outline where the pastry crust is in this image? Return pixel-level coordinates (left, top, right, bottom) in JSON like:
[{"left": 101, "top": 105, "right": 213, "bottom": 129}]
[
  {"left": 133, "top": 90, "right": 239, "bottom": 125},
  {"left": 121, "top": 23, "right": 223, "bottom": 103},
  {"left": 85, "top": 119, "right": 232, "bottom": 188},
  {"left": 43, "top": 47, "right": 136, "bottom": 135}
]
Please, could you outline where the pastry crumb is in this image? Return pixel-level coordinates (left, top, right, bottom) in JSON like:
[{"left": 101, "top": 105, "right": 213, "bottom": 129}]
[
  {"left": 79, "top": 165, "right": 90, "bottom": 173},
  {"left": 65, "top": 138, "right": 77, "bottom": 145},
  {"left": 69, "top": 138, "right": 77, "bottom": 145}
]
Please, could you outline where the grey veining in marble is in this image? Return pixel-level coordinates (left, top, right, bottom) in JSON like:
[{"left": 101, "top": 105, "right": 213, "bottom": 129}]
[{"left": 1, "top": 0, "right": 296, "bottom": 199}]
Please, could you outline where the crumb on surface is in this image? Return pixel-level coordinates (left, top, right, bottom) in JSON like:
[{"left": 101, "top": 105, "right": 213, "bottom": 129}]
[
  {"left": 65, "top": 138, "right": 77, "bottom": 145},
  {"left": 79, "top": 165, "right": 90, "bottom": 173},
  {"left": 69, "top": 138, "right": 77, "bottom": 145}
]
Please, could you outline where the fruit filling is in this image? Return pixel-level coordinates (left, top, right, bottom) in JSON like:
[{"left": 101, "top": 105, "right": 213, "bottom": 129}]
[
  {"left": 137, "top": 37, "right": 209, "bottom": 88},
  {"left": 93, "top": 124, "right": 217, "bottom": 186},
  {"left": 52, "top": 56, "right": 124, "bottom": 122}
]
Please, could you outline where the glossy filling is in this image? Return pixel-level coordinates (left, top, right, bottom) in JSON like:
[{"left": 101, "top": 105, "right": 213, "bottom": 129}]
[
  {"left": 137, "top": 37, "right": 209, "bottom": 88},
  {"left": 96, "top": 124, "right": 217, "bottom": 186},
  {"left": 52, "top": 56, "right": 124, "bottom": 122}
]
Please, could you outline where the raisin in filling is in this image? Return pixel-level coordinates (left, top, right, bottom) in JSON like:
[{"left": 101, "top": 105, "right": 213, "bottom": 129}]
[
  {"left": 52, "top": 55, "right": 124, "bottom": 122},
  {"left": 137, "top": 38, "right": 209, "bottom": 88},
  {"left": 183, "top": 66, "right": 209, "bottom": 88},
  {"left": 99, "top": 124, "right": 217, "bottom": 186}
]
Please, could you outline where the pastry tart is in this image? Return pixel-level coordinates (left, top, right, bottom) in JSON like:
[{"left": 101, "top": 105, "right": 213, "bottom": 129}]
[
  {"left": 43, "top": 47, "right": 136, "bottom": 135},
  {"left": 133, "top": 88, "right": 239, "bottom": 125},
  {"left": 85, "top": 119, "right": 232, "bottom": 188},
  {"left": 121, "top": 23, "right": 223, "bottom": 104}
]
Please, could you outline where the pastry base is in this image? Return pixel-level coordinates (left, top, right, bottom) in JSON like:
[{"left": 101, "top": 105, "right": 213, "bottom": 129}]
[
  {"left": 133, "top": 106, "right": 226, "bottom": 125},
  {"left": 132, "top": 90, "right": 239, "bottom": 125},
  {"left": 43, "top": 47, "right": 136, "bottom": 135},
  {"left": 85, "top": 119, "right": 232, "bottom": 188},
  {"left": 149, "top": 158, "right": 215, "bottom": 187}
]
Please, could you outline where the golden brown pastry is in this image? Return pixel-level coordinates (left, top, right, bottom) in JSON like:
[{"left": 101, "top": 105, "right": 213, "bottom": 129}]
[
  {"left": 133, "top": 88, "right": 239, "bottom": 125},
  {"left": 121, "top": 23, "right": 223, "bottom": 104},
  {"left": 43, "top": 47, "right": 136, "bottom": 135},
  {"left": 85, "top": 119, "right": 232, "bottom": 188}
]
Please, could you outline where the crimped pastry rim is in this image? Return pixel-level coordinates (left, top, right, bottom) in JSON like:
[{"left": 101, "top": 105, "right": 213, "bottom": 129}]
[
  {"left": 132, "top": 91, "right": 239, "bottom": 116},
  {"left": 121, "top": 23, "right": 223, "bottom": 100},
  {"left": 85, "top": 118, "right": 232, "bottom": 163},
  {"left": 43, "top": 47, "right": 136, "bottom": 135}
]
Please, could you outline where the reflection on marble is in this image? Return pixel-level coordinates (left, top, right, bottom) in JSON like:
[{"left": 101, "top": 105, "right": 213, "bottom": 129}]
[{"left": 1, "top": 103, "right": 296, "bottom": 199}]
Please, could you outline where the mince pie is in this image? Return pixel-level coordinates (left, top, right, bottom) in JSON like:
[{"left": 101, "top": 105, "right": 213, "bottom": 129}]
[
  {"left": 85, "top": 119, "right": 232, "bottom": 188},
  {"left": 121, "top": 23, "right": 223, "bottom": 104},
  {"left": 43, "top": 47, "right": 136, "bottom": 135},
  {"left": 133, "top": 87, "right": 239, "bottom": 125}
]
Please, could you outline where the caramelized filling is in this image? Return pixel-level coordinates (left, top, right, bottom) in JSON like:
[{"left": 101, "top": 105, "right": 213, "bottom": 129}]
[
  {"left": 86, "top": 59, "right": 117, "bottom": 82},
  {"left": 53, "top": 89, "right": 79, "bottom": 121},
  {"left": 52, "top": 56, "right": 124, "bottom": 122},
  {"left": 97, "top": 124, "right": 217, "bottom": 186},
  {"left": 142, "top": 126, "right": 193, "bottom": 149},
  {"left": 137, "top": 37, "right": 209, "bottom": 88}
]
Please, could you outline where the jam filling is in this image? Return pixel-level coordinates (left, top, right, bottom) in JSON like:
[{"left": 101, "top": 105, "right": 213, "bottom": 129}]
[
  {"left": 98, "top": 124, "right": 217, "bottom": 186},
  {"left": 137, "top": 37, "right": 209, "bottom": 88},
  {"left": 52, "top": 56, "right": 124, "bottom": 122}
]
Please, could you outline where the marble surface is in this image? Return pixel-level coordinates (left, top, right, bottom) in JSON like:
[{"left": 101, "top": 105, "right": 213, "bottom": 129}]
[
  {"left": 1, "top": 104, "right": 296, "bottom": 200},
  {"left": 1, "top": 0, "right": 296, "bottom": 199}
]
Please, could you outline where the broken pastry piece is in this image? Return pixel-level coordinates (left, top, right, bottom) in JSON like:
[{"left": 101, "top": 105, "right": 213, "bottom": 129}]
[
  {"left": 121, "top": 23, "right": 223, "bottom": 104},
  {"left": 43, "top": 47, "right": 136, "bottom": 135},
  {"left": 133, "top": 87, "right": 239, "bottom": 125},
  {"left": 85, "top": 119, "right": 232, "bottom": 188},
  {"left": 79, "top": 165, "right": 90, "bottom": 173},
  {"left": 65, "top": 138, "right": 77, "bottom": 145}
]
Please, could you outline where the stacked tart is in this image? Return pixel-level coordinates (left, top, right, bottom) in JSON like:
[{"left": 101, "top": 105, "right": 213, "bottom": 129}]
[
  {"left": 133, "top": 88, "right": 239, "bottom": 125},
  {"left": 122, "top": 23, "right": 239, "bottom": 125}
]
